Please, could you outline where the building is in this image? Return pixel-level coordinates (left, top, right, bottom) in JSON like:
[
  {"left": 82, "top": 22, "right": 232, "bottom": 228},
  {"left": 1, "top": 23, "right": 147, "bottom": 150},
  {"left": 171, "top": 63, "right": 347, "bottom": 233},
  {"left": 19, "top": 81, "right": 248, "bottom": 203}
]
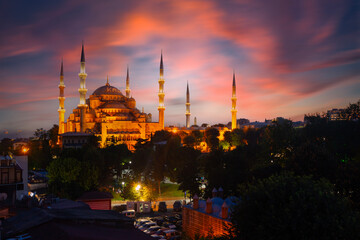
[
  {"left": 12, "top": 140, "right": 28, "bottom": 152},
  {"left": 2, "top": 206, "right": 153, "bottom": 240},
  {"left": 61, "top": 132, "right": 93, "bottom": 149},
  {"left": 77, "top": 191, "right": 113, "bottom": 210},
  {"left": 327, "top": 108, "right": 346, "bottom": 121},
  {"left": 58, "top": 44, "right": 165, "bottom": 150},
  {"left": 182, "top": 190, "right": 237, "bottom": 239},
  {"left": 0, "top": 155, "right": 28, "bottom": 207},
  {"left": 236, "top": 118, "right": 250, "bottom": 127}
]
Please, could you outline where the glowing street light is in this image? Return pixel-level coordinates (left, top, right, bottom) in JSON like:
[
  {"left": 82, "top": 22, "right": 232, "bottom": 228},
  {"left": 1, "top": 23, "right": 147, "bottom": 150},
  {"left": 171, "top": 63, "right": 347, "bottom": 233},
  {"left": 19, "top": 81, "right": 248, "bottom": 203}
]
[
  {"left": 135, "top": 184, "right": 141, "bottom": 191},
  {"left": 22, "top": 147, "right": 29, "bottom": 154}
]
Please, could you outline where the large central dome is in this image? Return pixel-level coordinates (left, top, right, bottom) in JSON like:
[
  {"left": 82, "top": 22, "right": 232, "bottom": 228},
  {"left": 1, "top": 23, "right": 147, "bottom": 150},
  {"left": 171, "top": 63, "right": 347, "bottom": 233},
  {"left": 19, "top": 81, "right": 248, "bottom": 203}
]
[{"left": 92, "top": 84, "right": 124, "bottom": 96}]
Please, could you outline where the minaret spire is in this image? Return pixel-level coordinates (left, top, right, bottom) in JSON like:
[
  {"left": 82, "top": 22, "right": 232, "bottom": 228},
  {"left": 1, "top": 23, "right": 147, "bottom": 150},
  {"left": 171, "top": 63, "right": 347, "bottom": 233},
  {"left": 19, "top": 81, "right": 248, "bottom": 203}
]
[
  {"left": 158, "top": 51, "right": 165, "bottom": 129},
  {"left": 78, "top": 42, "right": 88, "bottom": 132},
  {"left": 125, "top": 65, "right": 131, "bottom": 98},
  {"left": 81, "top": 41, "right": 85, "bottom": 63},
  {"left": 58, "top": 59, "right": 66, "bottom": 144},
  {"left": 160, "top": 50, "right": 164, "bottom": 71},
  {"left": 231, "top": 71, "right": 237, "bottom": 130},
  {"left": 186, "top": 81, "right": 191, "bottom": 128},
  {"left": 60, "top": 58, "right": 64, "bottom": 76},
  {"left": 106, "top": 75, "right": 109, "bottom": 86}
]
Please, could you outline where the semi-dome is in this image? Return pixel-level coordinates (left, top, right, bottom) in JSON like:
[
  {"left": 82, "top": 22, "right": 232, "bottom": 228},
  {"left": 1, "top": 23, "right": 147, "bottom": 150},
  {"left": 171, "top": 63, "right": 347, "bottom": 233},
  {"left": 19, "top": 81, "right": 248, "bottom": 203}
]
[
  {"left": 92, "top": 84, "right": 124, "bottom": 96},
  {"left": 99, "top": 101, "right": 127, "bottom": 109}
]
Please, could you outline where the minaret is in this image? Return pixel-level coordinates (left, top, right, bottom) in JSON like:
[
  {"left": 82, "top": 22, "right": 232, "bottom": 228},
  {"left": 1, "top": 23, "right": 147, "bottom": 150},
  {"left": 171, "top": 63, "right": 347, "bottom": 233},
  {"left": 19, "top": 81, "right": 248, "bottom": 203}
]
[
  {"left": 158, "top": 51, "right": 165, "bottom": 129},
  {"left": 78, "top": 42, "right": 88, "bottom": 132},
  {"left": 125, "top": 65, "right": 131, "bottom": 98},
  {"left": 186, "top": 81, "right": 191, "bottom": 128},
  {"left": 57, "top": 59, "right": 66, "bottom": 144},
  {"left": 231, "top": 71, "right": 237, "bottom": 130},
  {"left": 194, "top": 117, "right": 197, "bottom": 126}
]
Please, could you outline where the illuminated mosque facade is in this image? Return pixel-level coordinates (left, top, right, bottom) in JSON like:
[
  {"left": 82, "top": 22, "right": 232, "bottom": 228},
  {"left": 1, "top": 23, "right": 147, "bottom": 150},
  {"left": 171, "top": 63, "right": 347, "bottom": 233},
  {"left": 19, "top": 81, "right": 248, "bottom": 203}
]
[{"left": 58, "top": 44, "right": 237, "bottom": 150}]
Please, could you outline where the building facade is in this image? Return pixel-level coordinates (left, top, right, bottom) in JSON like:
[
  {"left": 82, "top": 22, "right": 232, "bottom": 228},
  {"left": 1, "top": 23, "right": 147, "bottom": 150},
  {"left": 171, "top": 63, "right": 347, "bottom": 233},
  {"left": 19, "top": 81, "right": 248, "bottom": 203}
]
[{"left": 58, "top": 44, "right": 165, "bottom": 150}]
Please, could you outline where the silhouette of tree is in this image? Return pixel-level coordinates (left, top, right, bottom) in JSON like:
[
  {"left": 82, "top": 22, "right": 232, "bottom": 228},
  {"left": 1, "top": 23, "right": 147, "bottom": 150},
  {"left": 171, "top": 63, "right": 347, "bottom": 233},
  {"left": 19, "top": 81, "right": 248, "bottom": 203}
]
[{"left": 230, "top": 174, "right": 360, "bottom": 240}]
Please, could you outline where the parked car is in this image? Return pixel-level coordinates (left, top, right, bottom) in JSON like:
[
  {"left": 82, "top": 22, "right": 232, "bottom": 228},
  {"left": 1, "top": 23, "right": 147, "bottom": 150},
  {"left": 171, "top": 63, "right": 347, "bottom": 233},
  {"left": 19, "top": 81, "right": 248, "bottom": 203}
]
[
  {"left": 121, "top": 209, "right": 135, "bottom": 218},
  {"left": 138, "top": 222, "right": 157, "bottom": 231},
  {"left": 135, "top": 219, "right": 151, "bottom": 228},
  {"left": 167, "top": 216, "right": 178, "bottom": 224},
  {"left": 173, "top": 201, "right": 182, "bottom": 212},
  {"left": 158, "top": 202, "right": 167, "bottom": 212},
  {"left": 150, "top": 235, "right": 166, "bottom": 239},
  {"left": 144, "top": 225, "right": 161, "bottom": 234},
  {"left": 156, "top": 218, "right": 164, "bottom": 226},
  {"left": 162, "top": 222, "right": 176, "bottom": 229},
  {"left": 163, "top": 229, "right": 180, "bottom": 239},
  {"left": 175, "top": 220, "right": 182, "bottom": 229},
  {"left": 152, "top": 228, "right": 169, "bottom": 236}
]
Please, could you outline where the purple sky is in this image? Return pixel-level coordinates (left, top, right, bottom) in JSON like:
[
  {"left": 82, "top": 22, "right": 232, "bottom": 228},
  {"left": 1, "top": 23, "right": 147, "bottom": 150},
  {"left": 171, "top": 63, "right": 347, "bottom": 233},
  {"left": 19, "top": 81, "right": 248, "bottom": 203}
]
[{"left": 0, "top": 0, "right": 359, "bottom": 138}]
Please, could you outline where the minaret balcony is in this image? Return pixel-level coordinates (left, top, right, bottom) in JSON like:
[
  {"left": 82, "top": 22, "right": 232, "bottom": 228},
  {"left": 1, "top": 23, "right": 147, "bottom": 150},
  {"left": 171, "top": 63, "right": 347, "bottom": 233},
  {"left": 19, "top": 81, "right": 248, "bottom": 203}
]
[
  {"left": 78, "top": 72, "right": 87, "bottom": 77},
  {"left": 78, "top": 104, "right": 88, "bottom": 108}
]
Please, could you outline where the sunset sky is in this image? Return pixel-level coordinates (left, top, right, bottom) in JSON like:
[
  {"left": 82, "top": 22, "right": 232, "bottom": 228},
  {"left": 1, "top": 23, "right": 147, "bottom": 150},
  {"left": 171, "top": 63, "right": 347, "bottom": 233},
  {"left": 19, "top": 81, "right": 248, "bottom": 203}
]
[{"left": 0, "top": 0, "right": 359, "bottom": 138}]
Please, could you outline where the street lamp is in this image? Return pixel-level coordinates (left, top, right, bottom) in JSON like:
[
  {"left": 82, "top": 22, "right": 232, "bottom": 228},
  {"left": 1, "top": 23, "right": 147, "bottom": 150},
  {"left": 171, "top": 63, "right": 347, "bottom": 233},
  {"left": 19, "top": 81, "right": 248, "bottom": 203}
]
[
  {"left": 22, "top": 147, "right": 29, "bottom": 154},
  {"left": 135, "top": 184, "right": 141, "bottom": 191}
]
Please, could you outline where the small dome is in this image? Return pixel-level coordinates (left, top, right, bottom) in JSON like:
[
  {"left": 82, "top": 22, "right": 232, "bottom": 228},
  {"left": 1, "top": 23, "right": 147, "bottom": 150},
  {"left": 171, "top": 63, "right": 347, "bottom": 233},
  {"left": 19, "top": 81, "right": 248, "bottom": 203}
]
[
  {"left": 92, "top": 85, "right": 124, "bottom": 96},
  {"left": 211, "top": 197, "right": 224, "bottom": 206}
]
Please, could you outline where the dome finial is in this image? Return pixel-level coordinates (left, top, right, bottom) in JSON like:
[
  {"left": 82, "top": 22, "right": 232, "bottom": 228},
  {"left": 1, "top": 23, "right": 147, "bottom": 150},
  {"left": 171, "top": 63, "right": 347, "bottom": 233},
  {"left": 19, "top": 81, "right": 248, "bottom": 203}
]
[{"left": 106, "top": 75, "right": 109, "bottom": 86}]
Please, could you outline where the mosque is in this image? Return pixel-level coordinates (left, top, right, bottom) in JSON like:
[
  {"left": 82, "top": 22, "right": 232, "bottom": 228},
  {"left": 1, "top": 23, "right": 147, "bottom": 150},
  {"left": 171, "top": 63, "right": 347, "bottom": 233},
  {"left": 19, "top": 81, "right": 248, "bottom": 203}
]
[{"left": 57, "top": 44, "right": 237, "bottom": 150}]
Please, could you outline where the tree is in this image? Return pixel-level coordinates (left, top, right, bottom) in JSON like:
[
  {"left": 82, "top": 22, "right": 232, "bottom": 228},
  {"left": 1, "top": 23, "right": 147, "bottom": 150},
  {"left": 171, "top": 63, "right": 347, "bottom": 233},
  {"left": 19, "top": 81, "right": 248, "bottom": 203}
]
[
  {"left": 176, "top": 147, "right": 201, "bottom": 197},
  {"left": 47, "top": 157, "right": 82, "bottom": 199},
  {"left": 191, "top": 130, "right": 203, "bottom": 147},
  {"left": 261, "top": 120, "right": 295, "bottom": 166},
  {"left": 230, "top": 129, "right": 245, "bottom": 147},
  {"left": 0, "top": 138, "right": 13, "bottom": 155},
  {"left": 121, "top": 182, "right": 141, "bottom": 201},
  {"left": 204, "top": 128, "right": 220, "bottom": 151},
  {"left": 101, "top": 144, "right": 131, "bottom": 183},
  {"left": 344, "top": 99, "right": 360, "bottom": 121},
  {"left": 183, "top": 135, "right": 196, "bottom": 147},
  {"left": 152, "top": 130, "right": 172, "bottom": 142},
  {"left": 47, "top": 124, "right": 59, "bottom": 147},
  {"left": 230, "top": 174, "right": 360, "bottom": 240},
  {"left": 47, "top": 156, "right": 99, "bottom": 199}
]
